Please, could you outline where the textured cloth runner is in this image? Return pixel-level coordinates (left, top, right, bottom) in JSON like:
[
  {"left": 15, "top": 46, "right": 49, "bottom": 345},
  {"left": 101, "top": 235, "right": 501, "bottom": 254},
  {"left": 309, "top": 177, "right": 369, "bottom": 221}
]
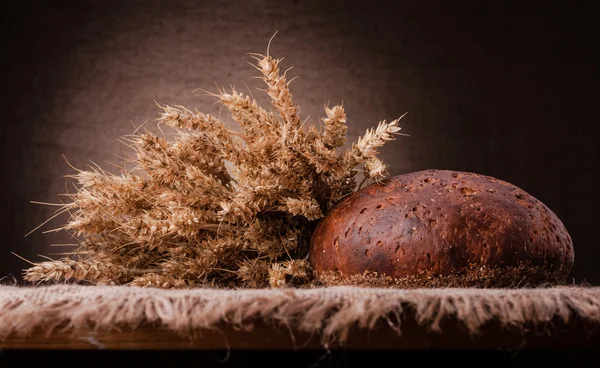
[{"left": 1, "top": 285, "right": 600, "bottom": 344}]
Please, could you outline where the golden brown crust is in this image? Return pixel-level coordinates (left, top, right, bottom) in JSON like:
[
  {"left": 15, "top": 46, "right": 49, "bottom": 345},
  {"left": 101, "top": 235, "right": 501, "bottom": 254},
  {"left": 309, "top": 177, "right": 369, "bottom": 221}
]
[{"left": 310, "top": 170, "right": 574, "bottom": 286}]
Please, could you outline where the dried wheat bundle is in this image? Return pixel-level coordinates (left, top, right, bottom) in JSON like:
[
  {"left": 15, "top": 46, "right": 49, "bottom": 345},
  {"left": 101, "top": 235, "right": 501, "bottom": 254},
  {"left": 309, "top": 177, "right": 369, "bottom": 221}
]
[{"left": 24, "top": 48, "right": 404, "bottom": 288}]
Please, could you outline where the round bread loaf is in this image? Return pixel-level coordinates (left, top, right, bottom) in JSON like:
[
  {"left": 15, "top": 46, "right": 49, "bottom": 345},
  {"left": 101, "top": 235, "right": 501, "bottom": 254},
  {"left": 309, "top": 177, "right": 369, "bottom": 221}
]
[{"left": 310, "top": 170, "right": 574, "bottom": 287}]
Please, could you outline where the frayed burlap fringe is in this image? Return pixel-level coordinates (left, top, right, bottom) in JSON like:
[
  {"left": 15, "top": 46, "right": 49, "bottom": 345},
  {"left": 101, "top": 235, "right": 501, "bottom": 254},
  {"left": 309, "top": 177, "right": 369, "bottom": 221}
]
[{"left": 1, "top": 285, "right": 599, "bottom": 345}]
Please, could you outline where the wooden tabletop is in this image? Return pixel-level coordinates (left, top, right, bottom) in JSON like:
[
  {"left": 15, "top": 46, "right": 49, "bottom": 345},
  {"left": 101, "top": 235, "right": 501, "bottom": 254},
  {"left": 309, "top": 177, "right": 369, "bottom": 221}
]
[{"left": 2, "top": 317, "right": 599, "bottom": 350}]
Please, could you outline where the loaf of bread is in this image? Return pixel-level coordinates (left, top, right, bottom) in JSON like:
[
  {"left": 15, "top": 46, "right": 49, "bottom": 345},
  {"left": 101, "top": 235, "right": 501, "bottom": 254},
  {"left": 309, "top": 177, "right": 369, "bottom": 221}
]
[{"left": 310, "top": 170, "right": 574, "bottom": 287}]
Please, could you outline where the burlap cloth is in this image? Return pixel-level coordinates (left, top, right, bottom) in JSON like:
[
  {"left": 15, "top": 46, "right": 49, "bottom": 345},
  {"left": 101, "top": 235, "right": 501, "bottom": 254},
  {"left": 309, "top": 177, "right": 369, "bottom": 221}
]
[{"left": 1, "top": 285, "right": 600, "bottom": 344}]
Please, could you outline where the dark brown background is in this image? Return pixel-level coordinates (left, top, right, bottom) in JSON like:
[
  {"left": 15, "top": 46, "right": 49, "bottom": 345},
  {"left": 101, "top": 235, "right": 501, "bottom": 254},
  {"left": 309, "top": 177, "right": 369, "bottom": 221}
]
[{"left": 1, "top": 0, "right": 599, "bottom": 284}]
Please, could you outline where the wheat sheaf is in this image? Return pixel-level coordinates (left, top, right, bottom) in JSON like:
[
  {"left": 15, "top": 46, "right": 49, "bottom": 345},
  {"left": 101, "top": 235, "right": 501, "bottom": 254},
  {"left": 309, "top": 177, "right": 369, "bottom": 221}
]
[{"left": 23, "top": 39, "right": 405, "bottom": 288}]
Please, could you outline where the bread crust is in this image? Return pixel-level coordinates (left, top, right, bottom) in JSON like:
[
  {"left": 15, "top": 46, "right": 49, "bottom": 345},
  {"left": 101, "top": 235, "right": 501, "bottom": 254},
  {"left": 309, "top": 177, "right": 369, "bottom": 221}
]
[{"left": 310, "top": 170, "right": 574, "bottom": 286}]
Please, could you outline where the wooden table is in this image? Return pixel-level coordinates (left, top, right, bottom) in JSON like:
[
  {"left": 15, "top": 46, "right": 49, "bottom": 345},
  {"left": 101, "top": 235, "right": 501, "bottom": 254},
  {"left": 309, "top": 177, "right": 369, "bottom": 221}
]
[{"left": 2, "top": 318, "right": 599, "bottom": 350}]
